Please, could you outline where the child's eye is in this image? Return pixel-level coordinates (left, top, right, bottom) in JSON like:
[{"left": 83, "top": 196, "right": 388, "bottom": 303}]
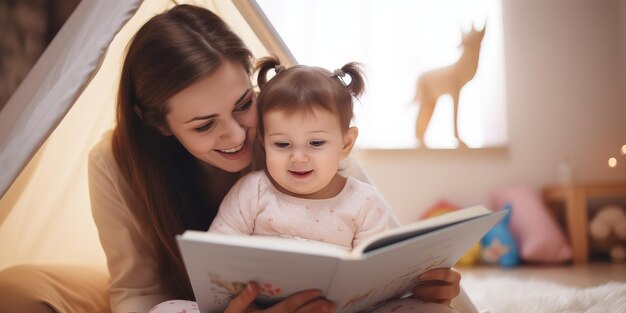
[
  {"left": 310, "top": 140, "right": 326, "bottom": 147},
  {"left": 274, "top": 142, "right": 290, "bottom": 148},
  {"left": 234, "top": 99, "right": 253, "bottom": 113},
  {"left": 194, "top": 120, "right": 215, "bottom": 132}
]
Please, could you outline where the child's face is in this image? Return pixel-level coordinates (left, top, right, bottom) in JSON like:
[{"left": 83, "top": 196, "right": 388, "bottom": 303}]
[{"left": 263, "top": 106, "right": 356, "bottom": 199}]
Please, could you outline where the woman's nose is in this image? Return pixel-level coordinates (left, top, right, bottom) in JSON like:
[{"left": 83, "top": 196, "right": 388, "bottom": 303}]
[{"left": 221, "top": 117, "right": 245, "bottom": 143}]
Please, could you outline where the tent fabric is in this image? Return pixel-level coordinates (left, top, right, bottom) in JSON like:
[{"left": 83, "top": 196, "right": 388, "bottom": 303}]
[
  {"left": 0, "top": 0, "right": 142, "bottom": 198},
  {"left": 0, "top": 0, "right": 271, "bottom": 270},
  {"left": 0, "top": 0, "right": 142, "bottom": 270}
]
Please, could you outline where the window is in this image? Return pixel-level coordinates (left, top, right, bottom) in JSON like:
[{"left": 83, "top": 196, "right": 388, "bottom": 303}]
[{"left": 256, "top": 0, "right": 506, "bottom": 149}]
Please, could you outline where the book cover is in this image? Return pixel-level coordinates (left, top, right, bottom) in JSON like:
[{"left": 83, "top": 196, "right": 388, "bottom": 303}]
[{"left": 176, "top": 205, "right": 505, "bottom": 313}]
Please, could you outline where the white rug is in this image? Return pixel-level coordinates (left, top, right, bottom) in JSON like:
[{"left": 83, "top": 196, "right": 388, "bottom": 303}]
[{"left": 462, "top": 276, "right": 626, "bottom": 313}]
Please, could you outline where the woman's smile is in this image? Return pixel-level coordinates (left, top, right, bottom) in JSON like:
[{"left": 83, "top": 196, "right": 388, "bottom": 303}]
[
  {"left": 216, "top": 142, "right": 244, "bottom": 154},
  {"left": 216, "top": 139, "right": 248, "bottom": 160}
]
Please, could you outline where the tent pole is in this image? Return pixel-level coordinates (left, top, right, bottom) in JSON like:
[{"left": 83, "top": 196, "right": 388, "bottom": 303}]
[{"left": 231, "top": 0, "right": 297, "bottom": 67}]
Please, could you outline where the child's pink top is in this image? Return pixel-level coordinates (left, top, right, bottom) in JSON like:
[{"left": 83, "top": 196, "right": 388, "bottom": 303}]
[{"left": 209, "top": 170, "right": 391, "bottom": 249}]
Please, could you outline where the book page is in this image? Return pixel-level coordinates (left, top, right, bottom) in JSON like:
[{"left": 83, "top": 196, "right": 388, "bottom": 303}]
[
  {"left": 182, "top": 232, "right": 350, "bottom": 258},
  {"left": 328, "top": 210, "right": 505, "bottom": 313},
  {"left": 353, "top": 205, "right": 492, "bottom": 255},
  {"left": 177, "top": 232, "right": 346, "bottom": 313}
]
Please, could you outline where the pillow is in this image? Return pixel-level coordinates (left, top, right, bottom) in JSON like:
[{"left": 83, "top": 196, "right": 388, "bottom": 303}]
[
  {"left": 490, "top": 186, "right": 572, "bottom": 263},
  {"left": 0, "top": 264, "right": 110, "bottom": 312}
]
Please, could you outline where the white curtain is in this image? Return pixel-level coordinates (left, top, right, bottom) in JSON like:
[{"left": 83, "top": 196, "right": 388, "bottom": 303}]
[{"left": 257, "top": 0, "right": 506, "bottom": 149}]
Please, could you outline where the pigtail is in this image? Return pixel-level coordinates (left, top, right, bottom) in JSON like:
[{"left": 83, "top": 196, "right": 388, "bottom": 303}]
[
  {"left": 336, "top": 62, "right": 365, "bottom": 97},
  {"left": 255, "top": 56, "right": 284, "bottom": 89}
]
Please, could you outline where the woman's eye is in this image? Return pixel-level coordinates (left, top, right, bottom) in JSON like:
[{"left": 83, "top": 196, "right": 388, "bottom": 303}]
[
  {"left": 234, "top": 99, "right": 253, "bottom": 112},
  {"left": 194, "top": 120, "right": 215, "bottom": 132},
  {"left": 310, "top": 140, "right": 326, "bottom": 147},
  {"left": 274, "top": 142, "right": 289, "bottom": 148}
]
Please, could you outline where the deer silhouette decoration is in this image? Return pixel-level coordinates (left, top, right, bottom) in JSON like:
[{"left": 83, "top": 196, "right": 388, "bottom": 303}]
[{"left": 414, "top": 25, "right": 485, "bottom": 148}]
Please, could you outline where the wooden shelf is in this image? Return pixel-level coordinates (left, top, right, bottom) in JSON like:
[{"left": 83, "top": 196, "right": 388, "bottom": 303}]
[{"left": 543, "top": 181, "right": 626, "bottom": 264}]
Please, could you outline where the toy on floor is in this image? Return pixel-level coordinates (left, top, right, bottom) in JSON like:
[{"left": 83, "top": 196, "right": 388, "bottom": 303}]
[
  {"left": 589, "top": 204, "right": 626, "bottom": 263},
  {"left": 480, "top": 203, "right": 520, "bottom": 267},
  {"left": 420, "top": 200, "right": 481, "bottom": 266},
  {"left": 490, "top": 186, "right": 572, "bottom": 263}
]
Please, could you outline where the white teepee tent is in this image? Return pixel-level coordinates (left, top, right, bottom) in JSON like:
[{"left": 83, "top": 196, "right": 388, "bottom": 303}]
[
  {"left": 0, "top": 1, "right": 476, "bottom": 311},
  {"left": 0, "top": 0, "right": 294, "bottom": 270}
]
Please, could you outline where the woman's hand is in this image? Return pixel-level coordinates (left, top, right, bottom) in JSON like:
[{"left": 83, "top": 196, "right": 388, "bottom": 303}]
[
  {"left": 411, "top": 268, "right": 461, "bottom": 306},
  {"left": 224, "top": 282, "right": 335, "bottom": 313}
]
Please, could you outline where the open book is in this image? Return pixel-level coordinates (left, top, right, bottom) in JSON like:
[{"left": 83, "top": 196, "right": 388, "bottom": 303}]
[{"left": 176, "top": 205, "right": 505, "bottom": 313}]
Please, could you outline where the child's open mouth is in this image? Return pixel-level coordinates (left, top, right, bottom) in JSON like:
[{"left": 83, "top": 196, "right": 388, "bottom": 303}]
[{"left": 288, "top": 170, "right": 313, "bottom": 179}]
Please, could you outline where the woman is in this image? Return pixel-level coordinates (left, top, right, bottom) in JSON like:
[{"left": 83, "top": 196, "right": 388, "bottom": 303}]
[{"left": 0, "top": 4, "right": 460, "bottom": 312}]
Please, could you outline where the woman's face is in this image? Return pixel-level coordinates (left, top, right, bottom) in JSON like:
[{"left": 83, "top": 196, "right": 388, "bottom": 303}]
[{"left": 165, "top": 61, "right": 257, "bottom": 173}]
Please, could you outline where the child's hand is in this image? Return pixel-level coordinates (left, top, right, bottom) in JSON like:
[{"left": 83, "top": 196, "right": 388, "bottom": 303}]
[
  {"left": 224, "top": 282, "right": 335, "bottom": 313},
  {"left": 411, "top": 268, "right": 461, "bottom": 306}
]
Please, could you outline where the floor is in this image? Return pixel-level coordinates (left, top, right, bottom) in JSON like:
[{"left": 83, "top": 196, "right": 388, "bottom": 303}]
[
  {"left": 456, "top": 262, "right": 626, "bottom": 313},
  {"left": 459, "top": 262, "right": 626, "bottom": 288}
]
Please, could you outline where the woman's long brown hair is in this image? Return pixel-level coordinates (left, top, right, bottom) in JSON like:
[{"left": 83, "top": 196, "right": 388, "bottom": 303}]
[{"left": 112, "top": 5, "right": 252, "bottom": 300}]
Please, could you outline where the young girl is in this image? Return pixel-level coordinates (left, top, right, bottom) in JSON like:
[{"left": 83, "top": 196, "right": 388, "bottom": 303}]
[
  {"left": 207, "top": 57, "right": 457, "bottom": 313},
  {"left": 209, "top": 57, "right": 388, "bottom": 250}
]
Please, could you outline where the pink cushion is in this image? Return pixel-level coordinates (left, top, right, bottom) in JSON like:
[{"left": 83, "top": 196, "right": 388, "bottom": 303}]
[{"left": 490, "top": 186, "right": 572, "bottom": 262}]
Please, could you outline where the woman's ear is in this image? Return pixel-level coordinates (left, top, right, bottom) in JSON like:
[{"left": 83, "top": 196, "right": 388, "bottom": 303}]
[{"left": 341, "top": 127, "right": 359, "bottom": 157}]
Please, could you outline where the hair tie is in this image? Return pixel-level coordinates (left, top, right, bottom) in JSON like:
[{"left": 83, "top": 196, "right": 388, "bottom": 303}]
[
  {"left": 334, "top": 68, "right": 348, "bottom": 87},
  {"left": 274, "top": 64, "right": 286, "bottom": 74}
]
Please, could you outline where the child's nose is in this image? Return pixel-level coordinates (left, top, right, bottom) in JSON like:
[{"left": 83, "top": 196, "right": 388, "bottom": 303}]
[{"left": 290, "top": 148, "right": 308, "bottom": 163}]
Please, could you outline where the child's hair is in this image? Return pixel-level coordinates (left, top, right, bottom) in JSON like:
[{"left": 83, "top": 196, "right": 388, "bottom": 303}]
[{"left": 255, "top": 56, "right": 365, "bottom": 136}]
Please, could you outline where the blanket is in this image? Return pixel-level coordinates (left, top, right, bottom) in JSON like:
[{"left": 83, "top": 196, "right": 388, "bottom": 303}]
[{"left": 462, "top": 275, "right": 626, "bottom": 313}]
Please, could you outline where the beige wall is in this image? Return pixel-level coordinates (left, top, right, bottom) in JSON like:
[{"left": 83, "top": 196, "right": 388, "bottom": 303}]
[
  {"left": 356, "top": 0, "right": 626, "bottom": 223},
  {"left": 620, "top": 0, "right": 626, "bottom": 123}
]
